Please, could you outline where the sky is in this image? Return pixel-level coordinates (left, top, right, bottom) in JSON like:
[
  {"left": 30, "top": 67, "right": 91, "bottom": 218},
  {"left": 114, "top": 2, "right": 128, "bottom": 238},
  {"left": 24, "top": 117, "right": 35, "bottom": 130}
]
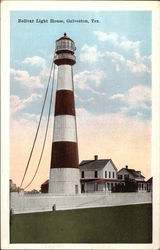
[{"left": 10, "top": 11, "right": 152, "bottom": 190}]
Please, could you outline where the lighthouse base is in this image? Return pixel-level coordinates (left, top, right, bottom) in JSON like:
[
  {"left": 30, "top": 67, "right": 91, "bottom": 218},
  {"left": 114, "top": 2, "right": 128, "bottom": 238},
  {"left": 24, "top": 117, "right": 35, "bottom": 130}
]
[{"left": 48, "top": 168, "right": 81, "bottom": 195}]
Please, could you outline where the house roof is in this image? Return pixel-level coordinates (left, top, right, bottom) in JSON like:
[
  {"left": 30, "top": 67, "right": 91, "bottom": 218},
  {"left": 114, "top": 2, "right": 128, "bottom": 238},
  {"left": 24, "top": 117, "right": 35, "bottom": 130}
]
[
  {"left": 117, "top": 168, "right": 145, "bottom": 179},
  {"left": 146, "top": 177, "right": 153, "bottom": 183},
  {"left": 79, "top": 159, "right": 117, "bottom": 171},
  {"left": 41, "top": 179, "right": 49, "bottom": 186}
]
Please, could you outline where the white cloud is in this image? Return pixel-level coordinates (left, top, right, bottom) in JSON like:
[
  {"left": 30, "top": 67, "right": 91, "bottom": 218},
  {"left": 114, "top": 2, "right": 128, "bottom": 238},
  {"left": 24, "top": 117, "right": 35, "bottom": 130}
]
[
  {"left": 109, "top": 85, "right": 151, "bottom": 110},
  {"left": 76, "top": 95, "right": 96, "bottom": 104},
  {"left": 24, "top": 93, "right": 42, "bottom": 104},
  {"left": 118, "top": 38, "right": 141, "bottom": 52},
  {"left": 126, "top": 85, "right": 151, "bottom": 109},
  {"left": 142, "top": 54, "right": 152, "bottom": 64},
  {"left": 10, "top": 95, "right": 25, "bottom": 113},
  {"left": 22, "top": 56, "right": 46, "bottom": 68},
  {"left": 10, "top": 68, "right": 44, "bottom": 89},
  {"left": 116, "top": 64, "right": 120, "bottom": 72},
  {"left": 93, "top": 31, "right": 118, "bottom": 43},
  {"left": 10, "top": 93, "right": 42, "bottom": 114},
  {"left": 93, "top": 31, "right": 108, "bottom": 41},
  {"left": 80, "top": 44, "right": 103, "bottom": 63},
  {"left": 105, "top": 51, "right": 150, "bottom": 74},
  {"left": 94, "top": 30, "right": 141, "bottom": 52},
  {"left": 109, "top": 93, "right": 124, "bottom": 100},
  {"left": 11, "top": 55, "right": 56, "bottom": 90},
  {"left": 126, "top": 59, "right": 150, "bottom": 73},
  {"left": 93, "top": 31, "right": 150, "bottom": 73},
  {"left": 90, "top": 70, "right": 106, "bottom": 87},
  {"left": 74, "top": 70, "right": 106, "bottom": 95},
  {"left": 106, "top": 51, "right": 125, "bottom": 62},
  {"left": 22, "top": 112, "right": 40, "bottom": 121}
]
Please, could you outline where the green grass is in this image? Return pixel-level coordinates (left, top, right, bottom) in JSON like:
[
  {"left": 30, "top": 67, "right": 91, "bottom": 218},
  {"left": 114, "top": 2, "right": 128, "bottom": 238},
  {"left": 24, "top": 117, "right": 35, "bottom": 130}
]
[{"left": 10, "top": 203, "right": 152, "bottom": 243}]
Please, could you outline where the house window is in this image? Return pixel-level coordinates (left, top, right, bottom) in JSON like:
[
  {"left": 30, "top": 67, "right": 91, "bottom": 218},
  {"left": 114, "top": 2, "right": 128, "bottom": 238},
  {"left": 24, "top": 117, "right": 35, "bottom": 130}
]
[
  {"left": 95, "top": 171, "right": 98, "bottom": 178},
  {"left": 105, "top": 171, "right": 107, "bottom": 178},
  {"left": 124, "top": 174, "right": 129, "bottom": 179},
  {"left": 118, "top": 175, "right": 122, "bottom": 179},
  {"left": 109, "top": 171, "right": 111, "bottom": 178},
  {"left": 81, "top": 171, "right": 84, "bottom": 178},
  {"left": 112, "top": 172, "right": 115, "bottom": 178},
  {"left": 81, "top": 184, "right": 85, "bottom": 193}
]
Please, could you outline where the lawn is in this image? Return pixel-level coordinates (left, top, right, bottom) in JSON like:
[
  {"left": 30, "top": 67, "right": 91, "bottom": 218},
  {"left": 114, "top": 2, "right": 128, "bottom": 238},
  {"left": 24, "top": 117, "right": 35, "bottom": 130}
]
[{"left": 10, "top": 203, "right": 152, "bottom": 243}]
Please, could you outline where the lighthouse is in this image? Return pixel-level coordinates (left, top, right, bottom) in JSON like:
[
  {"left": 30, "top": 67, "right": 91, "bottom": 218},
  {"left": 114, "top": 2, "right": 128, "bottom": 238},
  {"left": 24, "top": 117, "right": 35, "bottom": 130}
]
[{"left": 48, "top": 33, "right": 80, "bottom": 195}]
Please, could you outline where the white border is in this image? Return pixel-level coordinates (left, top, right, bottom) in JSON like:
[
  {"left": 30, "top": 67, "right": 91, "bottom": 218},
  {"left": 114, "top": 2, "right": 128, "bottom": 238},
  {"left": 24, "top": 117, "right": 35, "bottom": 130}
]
[{"left": 1, "top": 1, "right": 160, "bottom": 250}]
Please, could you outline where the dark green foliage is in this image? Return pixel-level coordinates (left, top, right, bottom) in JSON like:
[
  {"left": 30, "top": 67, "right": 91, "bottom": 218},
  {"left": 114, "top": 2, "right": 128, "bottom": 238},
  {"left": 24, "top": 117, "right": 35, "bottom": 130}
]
[
  {"left": 112, "top": 183, "right": 125, "bottom": 192},
  {"left": 112, "top": 178, "right": 138, "bottom": 192},
  {"left": 10, "top": 203, "right": 152, "bottom": 243},
  {"left": 125, "top": 177, "right": 138, "bottom": 192}
]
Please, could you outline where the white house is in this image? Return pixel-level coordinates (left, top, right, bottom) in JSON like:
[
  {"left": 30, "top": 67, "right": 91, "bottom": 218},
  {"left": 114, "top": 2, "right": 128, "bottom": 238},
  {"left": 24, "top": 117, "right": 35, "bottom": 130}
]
[
  {"left": 41, "top": 160, "right": 150, "bottom": 194},
  {"left": 79, "top": 155, "right": 118, "bottom": 193},
  {"left": 117, "top": 165, "right": 147, "bottom": 192}
]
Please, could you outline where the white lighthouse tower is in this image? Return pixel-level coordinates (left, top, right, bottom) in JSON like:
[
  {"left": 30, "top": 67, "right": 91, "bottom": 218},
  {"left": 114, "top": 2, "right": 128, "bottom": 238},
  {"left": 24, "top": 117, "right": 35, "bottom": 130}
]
[{"left": 48, "top": 33, "right": 80, "bottom": 195}]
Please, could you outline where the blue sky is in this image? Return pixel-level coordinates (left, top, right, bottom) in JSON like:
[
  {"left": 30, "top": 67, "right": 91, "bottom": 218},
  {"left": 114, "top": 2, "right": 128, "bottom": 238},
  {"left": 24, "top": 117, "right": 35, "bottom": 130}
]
[
  {"left": 10, "top": 11, "right": 152, "bottom": 188},
  {"left": 10, "top": 11, "right": 151, "bottom": 120}
]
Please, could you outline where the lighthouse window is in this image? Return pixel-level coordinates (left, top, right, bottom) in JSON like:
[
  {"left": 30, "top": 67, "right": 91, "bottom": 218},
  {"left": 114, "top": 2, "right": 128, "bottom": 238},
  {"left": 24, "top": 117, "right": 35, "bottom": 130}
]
[
  {"left": 66, "top": 40, "right": 69, "bottom": 48},
  {"left": 59, "top": 41, "right": 62, "bottom": 47},
  {"left": 62, "top": 41, "right": 66, "bottom": 47},
  {"left": 57, "top": 41, "right": 62, "bottom": 49},
  {"left": 68, "top": 40, "right": 71, "bottom": 47},
  {"left": 71, "top": 42, "right": 74, "bottom": 50},
  {"left": 112, "top": 172, "right": 115, "bottom": 178},
  {"left": 109, "top": 171, "right": 111, "bottom": 178}
]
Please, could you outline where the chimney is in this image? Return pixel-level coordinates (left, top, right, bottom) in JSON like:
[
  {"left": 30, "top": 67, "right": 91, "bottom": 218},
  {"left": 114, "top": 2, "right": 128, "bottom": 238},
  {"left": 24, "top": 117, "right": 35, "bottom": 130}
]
[
  {"left": 94, "top": 155, "right": 98, "bottom": 161},
  {"left": 126, "top": 165, "right": 128, "bottom": 169}
]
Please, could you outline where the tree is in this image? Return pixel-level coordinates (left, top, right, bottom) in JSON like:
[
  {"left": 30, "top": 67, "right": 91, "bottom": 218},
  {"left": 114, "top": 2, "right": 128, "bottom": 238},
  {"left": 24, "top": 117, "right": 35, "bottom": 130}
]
[{"left": 112, "top": 178, "right": 138, "bottom": 192}]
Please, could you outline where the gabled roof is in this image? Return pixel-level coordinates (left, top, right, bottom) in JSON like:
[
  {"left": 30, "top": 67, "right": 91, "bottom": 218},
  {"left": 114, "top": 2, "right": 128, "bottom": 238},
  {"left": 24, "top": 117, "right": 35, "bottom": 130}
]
[
  {"left": 146, "top": 177, "right": 153, "bottom": 183},
  {"left": 79, "top": 159, "right": 117, "bottom": 171},
  {"left": 117, "top": 168, "right": 145, "bottom": 179},
  {"left": 41, "top": 179, "right": 49, "bottom": 186}
]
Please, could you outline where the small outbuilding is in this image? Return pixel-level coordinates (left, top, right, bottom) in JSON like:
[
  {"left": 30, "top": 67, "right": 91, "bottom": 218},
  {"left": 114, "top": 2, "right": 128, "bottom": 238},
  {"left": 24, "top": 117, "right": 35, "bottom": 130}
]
[{"left": 41, "top": 179, "right": 49, "bottom": 193}]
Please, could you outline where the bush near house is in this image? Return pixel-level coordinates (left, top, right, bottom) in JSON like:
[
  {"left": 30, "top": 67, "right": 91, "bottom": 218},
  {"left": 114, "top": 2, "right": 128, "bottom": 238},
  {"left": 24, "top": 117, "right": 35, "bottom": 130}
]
[{"left": 112, "top": 177, "right": 138, "bottom": 192}]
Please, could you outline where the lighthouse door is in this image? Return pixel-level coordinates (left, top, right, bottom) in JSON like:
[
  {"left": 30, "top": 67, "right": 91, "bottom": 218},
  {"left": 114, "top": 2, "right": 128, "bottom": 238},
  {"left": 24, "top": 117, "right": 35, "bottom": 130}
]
[{"left": 75, "top": 185, "right": 78, "bottom": 194}]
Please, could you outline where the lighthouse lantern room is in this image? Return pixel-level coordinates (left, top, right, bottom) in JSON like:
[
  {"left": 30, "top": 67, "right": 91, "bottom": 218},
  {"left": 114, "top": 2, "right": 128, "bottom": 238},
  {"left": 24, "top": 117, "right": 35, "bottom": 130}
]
[{"left": 48, "top": 33, "right": 80, "bottom": 195}]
